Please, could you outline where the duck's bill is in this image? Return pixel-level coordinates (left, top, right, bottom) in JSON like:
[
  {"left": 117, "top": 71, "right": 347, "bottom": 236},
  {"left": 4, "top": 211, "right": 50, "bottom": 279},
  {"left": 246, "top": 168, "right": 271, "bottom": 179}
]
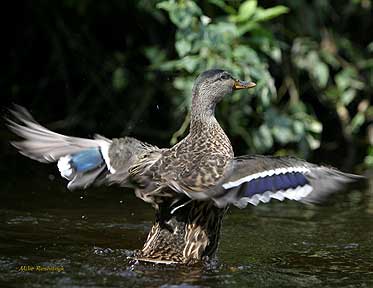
[{"left": 233, "top": 80, "right": 256, "bottom": 90}]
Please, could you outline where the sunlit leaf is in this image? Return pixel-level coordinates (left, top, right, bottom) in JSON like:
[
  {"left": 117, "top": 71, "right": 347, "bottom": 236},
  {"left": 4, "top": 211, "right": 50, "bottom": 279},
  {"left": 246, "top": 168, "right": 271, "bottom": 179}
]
[
  {"left": 349, "top": 112, "right": 365, "bottom": 133},
  {"left": 313, "top": 61, "right": 329, "bottom": 88},
  {"left": 306, "top": 134, "right": 321, "bottom": 150},
  {"left": 235, "top": 0, "right": 257, "bottom": 22},
  {"left": 341, "top": 89, "right": 356, "bottom": 106},
  {"left": 253, "top": 6, "right": 289, "bottom": 22},
  {"left": 176, "top": 38, "right": 192, "bottom": 57},
  {"left": 308, "top": 120, "right": 323, "bottom": 133}
]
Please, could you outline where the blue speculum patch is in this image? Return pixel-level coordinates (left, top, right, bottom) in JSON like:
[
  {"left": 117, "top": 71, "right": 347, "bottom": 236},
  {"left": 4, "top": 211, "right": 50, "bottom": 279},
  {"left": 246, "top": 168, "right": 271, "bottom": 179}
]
[
  {"left": 70, "top": 148, "right": 104, "bottom": 172},
  {"left": 240, "top": 172, "right": 309, "bottom": 197}
]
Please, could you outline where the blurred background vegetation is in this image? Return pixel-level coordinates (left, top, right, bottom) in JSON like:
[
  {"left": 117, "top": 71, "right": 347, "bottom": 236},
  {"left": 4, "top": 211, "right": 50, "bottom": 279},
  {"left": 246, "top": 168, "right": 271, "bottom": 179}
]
[{"left": 2, "top": 0, "right": 372, "bottom": 171}]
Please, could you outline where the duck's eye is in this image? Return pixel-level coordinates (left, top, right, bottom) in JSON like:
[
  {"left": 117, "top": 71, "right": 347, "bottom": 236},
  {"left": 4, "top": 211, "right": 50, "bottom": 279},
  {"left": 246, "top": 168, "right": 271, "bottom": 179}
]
[{"left": 220, "top": 74, "right": 230, "bottom": 80}]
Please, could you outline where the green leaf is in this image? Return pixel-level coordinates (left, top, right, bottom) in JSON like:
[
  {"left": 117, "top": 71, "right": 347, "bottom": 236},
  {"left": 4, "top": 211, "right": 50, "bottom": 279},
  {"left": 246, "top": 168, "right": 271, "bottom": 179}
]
[
  {"left": 293, "top": 120, "right": 305, "bottom": 135},
  {"left": 112, "top": 68, "right": 127, "bottom": 92},
  {"left": 306, "top": 134, "right": 321, "bottom": 150},
  {"left": 208, "top": 0, "right": 236, "bottom": 14},
  {"left": 270, "top": 113, "right": 295, "bottom": 144},
  {"left": 253, "top": 6, "right": 289, "bottom": 22},
  {"left": 349, "top": 112, "right": 365, "bottom": 133},
  {"left": 237, "top": 22, "right": 260, "bottom": 35},
  {"left": 144, "top": 47, "right": 167, "bottom": 67},
  {"left": 252, "top": 125, "right": 273, "bottom": 152},
  {"left": 175, "top": 38, "right": 192, "bottom": 57},
  {"left": 178, "top": 56, "right": 200, "bottom": 72},
  {"left": 158, "top": 0, "right": 201, "bottom": 29},
  {"left": 156, "top": 1, "right": 176, "bottom": 12},
  {"left": 340, "top": 89, "right": 356, "bottom": 106},
  {"left": 236, "top": 0, "right": 257, "bottom": 22},
  {"left": 308, "top": 120, "right": 323, "bottom": 133},
  {"left": 258, "top": 124, "right": 273, "bottom": 148},
  {"left": 232, "top": 45, "right": 260, "bottom": 64},
  {"left": 313, "top": 61, "right": 329, "bottom": 88}
]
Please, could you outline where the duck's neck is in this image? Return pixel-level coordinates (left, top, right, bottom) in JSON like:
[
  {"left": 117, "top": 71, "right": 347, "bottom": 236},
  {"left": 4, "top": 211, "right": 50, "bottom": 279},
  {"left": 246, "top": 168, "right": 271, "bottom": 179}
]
[
  {"left": 189, "top": 97, "right": 233, "bottom": 158},
  {"left": 190, "top": 113, "right": 219, "bottom": 133},
  {"left": 190, "top": 90, "right": 218, "bottom": 132}
]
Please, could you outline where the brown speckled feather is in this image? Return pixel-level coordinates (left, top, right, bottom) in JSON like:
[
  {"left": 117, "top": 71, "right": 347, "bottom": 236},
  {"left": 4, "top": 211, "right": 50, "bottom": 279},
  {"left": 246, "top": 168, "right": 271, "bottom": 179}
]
[
  {"left": 156, "top": 120, "right": 232, "bottom": 191},
  {"left": 107, "top": 137, "right": 160, "bottom": 186},
  {"left": 126, "top": 119, "right": 233, "bottom": 204},
  {"left": 125, "top": 71, "right": 238, "bottom": 204}
]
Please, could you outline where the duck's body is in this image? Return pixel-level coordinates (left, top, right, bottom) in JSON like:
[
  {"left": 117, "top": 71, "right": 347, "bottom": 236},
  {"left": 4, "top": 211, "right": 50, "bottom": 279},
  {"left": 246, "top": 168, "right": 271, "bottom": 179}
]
[
  {"left": 149, "top": 118, "right": 232, "bottom": 195},
  {"left": 108, "top": 70, "right": 236, "bottom": 207},
  {"left": 6, "top": 69, "right": 363, "bottom": 264}
]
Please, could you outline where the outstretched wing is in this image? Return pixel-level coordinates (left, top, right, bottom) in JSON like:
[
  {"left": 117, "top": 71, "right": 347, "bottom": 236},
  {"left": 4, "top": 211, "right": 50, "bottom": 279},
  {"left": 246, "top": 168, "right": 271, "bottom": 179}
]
[
  {"left": 212, "top": 155, "right": 363, "bottom": 208},
  {"left": 5, "top": 105, "right": 156, "bottom": 190}
]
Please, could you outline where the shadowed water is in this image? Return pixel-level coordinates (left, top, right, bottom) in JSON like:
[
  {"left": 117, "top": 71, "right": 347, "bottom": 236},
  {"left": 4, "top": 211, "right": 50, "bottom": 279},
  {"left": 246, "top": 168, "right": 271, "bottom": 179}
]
[{"left": 1, "top": 149, "right": 372, "bottom": 287}]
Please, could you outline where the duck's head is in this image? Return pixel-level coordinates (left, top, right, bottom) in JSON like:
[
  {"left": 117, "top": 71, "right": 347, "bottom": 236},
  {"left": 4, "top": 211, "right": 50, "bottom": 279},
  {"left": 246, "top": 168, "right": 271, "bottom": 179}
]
[{"left": 191, "top": 69, "right": 256, "bottom": 117}]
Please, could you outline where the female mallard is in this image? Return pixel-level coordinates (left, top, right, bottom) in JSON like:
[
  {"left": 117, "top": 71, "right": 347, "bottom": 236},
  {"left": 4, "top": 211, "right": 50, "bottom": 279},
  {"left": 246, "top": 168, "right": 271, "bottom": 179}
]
[{"left": 7, "top": 69, "right": 362, "bottom": 264}]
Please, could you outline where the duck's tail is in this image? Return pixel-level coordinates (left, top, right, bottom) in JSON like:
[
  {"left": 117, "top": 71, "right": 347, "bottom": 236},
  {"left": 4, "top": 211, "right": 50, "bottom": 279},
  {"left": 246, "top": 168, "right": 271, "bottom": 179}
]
[{"left": 5, "top": 105, "right": 113, "bottom": 189}]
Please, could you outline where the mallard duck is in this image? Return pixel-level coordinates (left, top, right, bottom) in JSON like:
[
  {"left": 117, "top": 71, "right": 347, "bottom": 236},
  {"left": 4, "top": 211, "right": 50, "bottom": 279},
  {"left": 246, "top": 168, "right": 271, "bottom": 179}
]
[{"left": 6, "top": 69, "right": 362, "bottom": 264}]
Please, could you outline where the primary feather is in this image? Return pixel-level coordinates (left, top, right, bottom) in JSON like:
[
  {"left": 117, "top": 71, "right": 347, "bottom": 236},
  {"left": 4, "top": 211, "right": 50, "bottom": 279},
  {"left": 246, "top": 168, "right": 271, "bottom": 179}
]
[
  {"left": 6, "top": 106, "right": 112, "bottom": 189},
  {"left": 211, "top": 155, "right": 363, "bottom": 208}
]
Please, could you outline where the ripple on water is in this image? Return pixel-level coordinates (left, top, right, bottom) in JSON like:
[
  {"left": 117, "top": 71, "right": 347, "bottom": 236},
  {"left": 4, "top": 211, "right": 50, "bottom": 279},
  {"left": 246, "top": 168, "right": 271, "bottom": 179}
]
[{"left": 1, "top": 182, "right": 373, "bottom": 287}]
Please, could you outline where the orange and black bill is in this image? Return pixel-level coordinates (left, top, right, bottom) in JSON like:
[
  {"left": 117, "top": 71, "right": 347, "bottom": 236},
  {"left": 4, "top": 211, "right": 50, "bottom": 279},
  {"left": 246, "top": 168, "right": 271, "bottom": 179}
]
[{"left": 233, "top": 79, "right": 256, "bottom": 90}]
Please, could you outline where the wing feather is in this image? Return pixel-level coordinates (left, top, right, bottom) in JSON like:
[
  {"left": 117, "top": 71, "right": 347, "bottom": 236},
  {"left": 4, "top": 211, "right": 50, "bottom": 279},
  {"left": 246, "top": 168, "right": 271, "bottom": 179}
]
[{"left": 212, "top": 155, "right": 364, "bottom": 208}]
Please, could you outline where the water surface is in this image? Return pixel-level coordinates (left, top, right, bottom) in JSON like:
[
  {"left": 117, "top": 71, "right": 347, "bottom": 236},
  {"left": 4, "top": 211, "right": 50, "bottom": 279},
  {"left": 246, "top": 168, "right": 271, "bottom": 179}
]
[{"left": 1, "top": 151, "right": 372, "bottom": 287}]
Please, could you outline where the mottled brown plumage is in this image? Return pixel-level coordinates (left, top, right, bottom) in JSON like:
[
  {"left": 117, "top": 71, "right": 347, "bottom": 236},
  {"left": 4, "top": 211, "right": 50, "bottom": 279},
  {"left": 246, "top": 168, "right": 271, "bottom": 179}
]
[
  {"left": 6, "top": 69, "right": 363, "bottom": 265},
  {"left": 106, "top": 70, "right": 240, "bottom": 208},
  {"left": 136, "top": 199, "right": 227, "bottom": 264}
]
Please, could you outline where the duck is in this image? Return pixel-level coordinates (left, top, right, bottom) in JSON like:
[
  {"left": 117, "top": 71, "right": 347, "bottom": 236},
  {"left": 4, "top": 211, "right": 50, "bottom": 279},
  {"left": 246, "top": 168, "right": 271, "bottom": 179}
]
[{"left": 6, "top": 69, "right": 362, "bottom": 264}]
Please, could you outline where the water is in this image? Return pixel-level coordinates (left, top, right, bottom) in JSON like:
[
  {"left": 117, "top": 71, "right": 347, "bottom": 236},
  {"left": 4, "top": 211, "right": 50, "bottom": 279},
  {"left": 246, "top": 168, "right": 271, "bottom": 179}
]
[{"left": 1, "top": 150, "right": 373, "bottom": 287}]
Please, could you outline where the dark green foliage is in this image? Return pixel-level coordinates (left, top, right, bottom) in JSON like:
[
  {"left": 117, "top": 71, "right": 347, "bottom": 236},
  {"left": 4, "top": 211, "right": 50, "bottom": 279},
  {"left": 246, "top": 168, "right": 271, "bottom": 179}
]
[
  {"left": 3, "top": 0, "right": 372, "bottom": 168},
  {"left": 150, "top": 0, "right": 372, "bottom": 168}
]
